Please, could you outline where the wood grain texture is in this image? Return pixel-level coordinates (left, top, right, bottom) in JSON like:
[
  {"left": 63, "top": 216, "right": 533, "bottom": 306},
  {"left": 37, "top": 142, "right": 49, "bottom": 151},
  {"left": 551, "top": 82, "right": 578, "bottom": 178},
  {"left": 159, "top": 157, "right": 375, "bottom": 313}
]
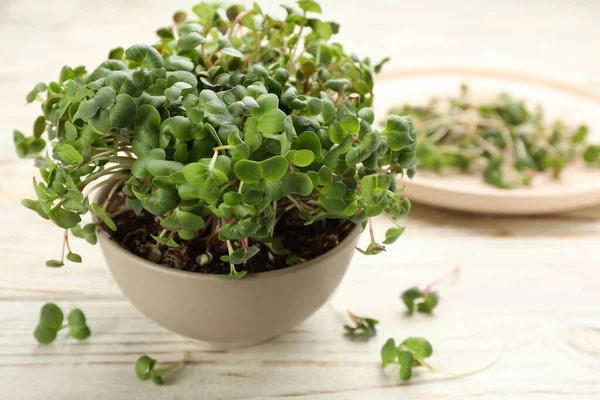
[{"left": 1, "top": 0, "right": 600, "bottom": 398}]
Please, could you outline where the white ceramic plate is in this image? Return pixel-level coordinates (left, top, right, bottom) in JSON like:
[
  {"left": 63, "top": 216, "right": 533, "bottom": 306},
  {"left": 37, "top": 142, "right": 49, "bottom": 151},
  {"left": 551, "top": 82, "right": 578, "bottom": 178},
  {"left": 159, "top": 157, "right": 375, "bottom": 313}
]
[{"left": 373, "top": 68, "right": 600, "bottom": 215}]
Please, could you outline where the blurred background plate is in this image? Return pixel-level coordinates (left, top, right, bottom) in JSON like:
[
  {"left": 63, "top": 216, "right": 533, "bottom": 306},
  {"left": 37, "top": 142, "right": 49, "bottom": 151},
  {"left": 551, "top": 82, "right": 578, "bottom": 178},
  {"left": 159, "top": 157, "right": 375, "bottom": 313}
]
[{"left": 373, "top": 68, "right": 600, "bottom": 215}]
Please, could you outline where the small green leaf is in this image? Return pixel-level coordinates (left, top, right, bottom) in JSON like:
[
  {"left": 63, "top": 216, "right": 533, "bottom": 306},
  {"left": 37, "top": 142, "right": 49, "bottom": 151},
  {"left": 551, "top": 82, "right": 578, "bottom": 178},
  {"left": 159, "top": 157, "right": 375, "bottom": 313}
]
[
  {"left": 398, "top": 351, "right": 414, "bottom": 380},
  {"left": 151, "top": 234, "right": 180, "bottom": 248},
  {"left": 381, "top": 338, "right": 397, "bottom": 367},
  {"left": 48, "top": 206, "right": 82, "bottom": 229},
  {"left": 66, "top": 252, "right": 82, "bottom": 263},
  {"left": 298, "top": 0, "right": 322, "bottom": 13},
  {"left": 59, "top": 144, "right": 83, "bottom": 164},
  {"left": 125, "top": 44, "right": 164, "bottom": 69},
  {"left": 39, "top": 303, "right": 64, "bottom": 330},
  {"left": 285, "top": 149, "right": 315, "bottom": 167},
  {"left": 94, "top": 86, "right": 117, "bottom": 109},
  {"left": 220, "top": 246, "right": 260, "bottom": 264},
  {"left": 160, "top": 209, "right": 205, "bottom": 231},
  {"left": 249, "top": 94, "right": 286, "bottom": 135},
  {"left": 234, "top": 156, "right": 289, "bottom": 183},
  {"left": 135, "top": 355, "right": 156, "bottom": 380},
  {"left": 45, "top": 259, "right": 64, "bottom": 268},
  {"left": 34, "top": 324, "right": 58, "bottom": 345},
  {"left": 383, "top": 226, "right": 405, "bottom": 245},
  {"left": 88, "top": 203, "right": 117, "bottom": 231},
  {"left": 401, "top": 337, "right": 433, "bottom": 362}
]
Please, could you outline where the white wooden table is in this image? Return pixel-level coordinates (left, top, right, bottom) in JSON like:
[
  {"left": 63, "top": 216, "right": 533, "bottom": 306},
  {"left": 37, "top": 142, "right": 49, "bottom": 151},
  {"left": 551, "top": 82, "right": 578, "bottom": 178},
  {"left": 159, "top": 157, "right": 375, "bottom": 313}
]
[{"left": 2, "top": 1, "right": 600, "bottom": 398}]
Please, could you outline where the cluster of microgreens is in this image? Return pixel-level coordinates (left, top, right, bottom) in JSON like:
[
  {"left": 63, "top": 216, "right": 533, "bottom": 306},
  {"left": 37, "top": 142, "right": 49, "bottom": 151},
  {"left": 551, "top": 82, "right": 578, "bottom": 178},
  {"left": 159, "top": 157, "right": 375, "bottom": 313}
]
[
  {"left": 388, "top": 84, "right": 597, "bottom": 189},
  {"left": 136, "top": 353, "right": 189, "bottom": 386},
  {"left": 15, "top": 0, "right": 416, "bottom": 278},
  {"left": 34, "top": 303, "right": 91, "bottom": 344}
]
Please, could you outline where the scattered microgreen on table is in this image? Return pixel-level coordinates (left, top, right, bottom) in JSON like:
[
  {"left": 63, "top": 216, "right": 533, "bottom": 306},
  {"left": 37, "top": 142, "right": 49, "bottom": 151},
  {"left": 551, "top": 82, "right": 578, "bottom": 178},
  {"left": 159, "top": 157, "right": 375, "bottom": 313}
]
[
  {"left": 136, "top": 352, "right": 189, "bottom": 386},
  {"left": 381, "top": 336, "right": 502, "bottom": 382},
  {"left": 401, "top": 266, "right": 460, "bottom": 315},
  {"left": 16, "top": 0, "right": 417, "bottom": 278},
  {"left": 389, "top": 84, "right": 597, "bottom": 189},
  {"left": 381, "top": 337, "right": 433, "bottom": 381},
  {"left": 343, "top": 310, "right": 378, "bottom": 337},
  {"left": 34, "top": 303, "right": 91, "bottom": 344}
]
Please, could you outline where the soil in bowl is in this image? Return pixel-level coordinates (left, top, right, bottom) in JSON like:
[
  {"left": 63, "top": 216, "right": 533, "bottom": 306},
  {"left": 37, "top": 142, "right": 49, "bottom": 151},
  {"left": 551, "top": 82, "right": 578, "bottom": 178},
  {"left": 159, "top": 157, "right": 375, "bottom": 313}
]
[{"left": 103, "top": 191, "right": 355, "bottom": 275}]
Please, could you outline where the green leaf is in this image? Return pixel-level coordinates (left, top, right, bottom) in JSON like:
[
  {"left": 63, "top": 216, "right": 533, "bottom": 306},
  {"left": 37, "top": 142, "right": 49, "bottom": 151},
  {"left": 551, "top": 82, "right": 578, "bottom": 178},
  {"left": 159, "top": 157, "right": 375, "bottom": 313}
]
[
  {"left": 298, "top": 0, "right": 322, "bottom": 13},
  {"left": 183, "top": 156, "right": 231, "bottom": 188},
  {"left": 160, "top": 209, "right": 205, "bottom": 231},
  {"left": 33, "top": 116, "right": 46, "bottom": 137},
  {"left": 71, "top": 223, "right": 97, "bottom": 245},
  {"left": 39, "top": 303, "right": 64, "bottom": 330},
  {"left": 401, "top": 337, "right": 433, "bottom": 362},
  {"left": 125, "top": 44, "right": 164, "bottom": 69},
  {"left": 285, "top": 149, "right": 315, "bottom": 167},
  {"left": 398, "top": 351, "right": 414, "bottom": 380},
  {"left": 178, "top": 24, "right": 206, "bottom": 50},
  {"left": 219, "top": 221, "right": 260, "bottom": 240},
  {"left": 78, "top": 99, "right": 100, "bottom": 121},
  {"left": 132, "top": 148, "right": 166, "bottom": 179},
  {"left": 584, "top": 145, "right": 600, "bottom": 163},
  {"left": 383, "top": 227, "right": 405, "bottom": 245},
  {"left": 320, "top": 181, "right": 346, "bottom": 199},
  {"left": 66, "top": 252, "right": 82, "bottom": 263},
  {"left": 88, "top": 203, "right": 117, "bottom": 231},
  {"left": 70, "top": 325, "right": 92, "bottom": 340},
  {"left": 192, "top": 3, "right": 216, "bottom": 25},
  {"left": 95, "top": 86, "right": 117, "bottom": 109},
  {"left": 361, "top": 175, "right": 392, "bottom": 205},
  {"left": 141, "top": 187, "right": 180, "bottom": 216},
  {"left": 401, "top": 287, "right": 422, "bottom": 315},
  {"left": 34, "top": 324, "right": 59, "bottom": 344},
  {"left": 135, "top": 355, "right": 156, "bottom": 380},
  {"left": 147, "top": 160, "right": 184, "bottom": 177},
  {"left": 59, "top": 144, "right": 83, "bottom": 164},
  {"left": 249, "top": 94, "right": 286, "bottom": 135},
  {"left": 49, "top": 206, "right": 82, "bottom": 229},
  {"left": 380, "top": 115, "right": 415, "bottom": 151},
  {"left": 417, "top": 292, "right": 439, "bottom": 314},
  {"left": 220, "top": 245, "right": 260, "bottom": 264},
  {"left": 67, "top": 309, "right": 91, "bottom": 340},
  {"left": 45, "top": 259, "right": 64, "bottom": 268},
  {"left": 293, "top": 131, "right": 323, "bottom": 162},
  {"left": 282, "top": 170, "right": 313, "bottom": 197},
  {"left": 234, "top": 156, "right": 289, "bottom": 183},
  {"left": 151, "top": 234, "right": 180, "bottom": 248},
  {"left": 381, "top": 338, "right": 397, "bottom": 367},
  {"left": 221, "top": 47, "right": 244, "bottom": 58},
  {"left": 341, "top": 115, "right": 360, "bottom": 134}
]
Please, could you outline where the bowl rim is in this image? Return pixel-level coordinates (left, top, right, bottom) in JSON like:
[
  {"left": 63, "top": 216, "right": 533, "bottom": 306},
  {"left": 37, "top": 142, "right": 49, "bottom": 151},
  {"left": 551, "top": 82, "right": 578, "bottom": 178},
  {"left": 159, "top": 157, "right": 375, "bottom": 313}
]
[{"left": 98, "top": 219, "right": 362, "bottom": 281}]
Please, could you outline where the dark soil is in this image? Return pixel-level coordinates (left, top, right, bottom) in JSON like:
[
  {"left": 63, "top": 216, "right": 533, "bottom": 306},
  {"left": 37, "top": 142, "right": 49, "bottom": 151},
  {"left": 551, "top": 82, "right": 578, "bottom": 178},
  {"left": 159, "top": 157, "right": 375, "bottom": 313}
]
[{"left": 104, "top": 191, "right": 355, "bottom": 275}]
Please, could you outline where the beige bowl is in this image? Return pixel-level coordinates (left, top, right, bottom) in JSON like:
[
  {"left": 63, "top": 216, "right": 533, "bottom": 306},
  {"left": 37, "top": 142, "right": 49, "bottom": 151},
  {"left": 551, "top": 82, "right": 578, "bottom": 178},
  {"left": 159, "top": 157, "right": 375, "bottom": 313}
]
[{"left": 98, "top": 216, "right": 360, "bottom": 348}]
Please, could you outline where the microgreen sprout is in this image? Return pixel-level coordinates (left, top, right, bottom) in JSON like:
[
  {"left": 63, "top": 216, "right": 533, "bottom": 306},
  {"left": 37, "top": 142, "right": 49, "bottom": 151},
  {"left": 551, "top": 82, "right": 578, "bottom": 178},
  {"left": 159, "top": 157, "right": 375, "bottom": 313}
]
[
  {"left": 16, "top": 0, "right": 417, "bottom": 277},
  {"left": 381, "top": 337, "right": 433, "bottom": 381},
  {"left": 389, "top": 84, "right": 597, "bottom": 188},
  {"left": 135, "top": 352, "right": 190, "bottom": 386},
  {"left": 343, "top": 310, "right": 378, "bottom": 337},
  {"left": 381, "top": 336, "right": 503, "bottom": 382},
  {"left": 401, "top": 266, "right": 460, "bottom": 315},
  {"left": 34, "top": 303, "right": 91, "bottom": 344}
]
